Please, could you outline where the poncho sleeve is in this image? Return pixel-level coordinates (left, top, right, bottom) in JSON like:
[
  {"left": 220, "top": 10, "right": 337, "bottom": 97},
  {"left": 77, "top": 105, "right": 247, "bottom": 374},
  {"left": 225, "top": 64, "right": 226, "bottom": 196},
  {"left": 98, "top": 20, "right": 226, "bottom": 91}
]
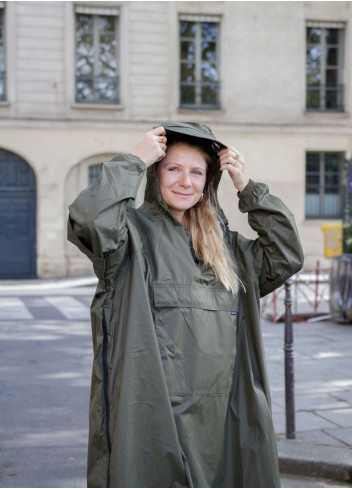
[
  {"left": 231, "top": 179, "right": 304, "bottom": 297},
  {"left": 67, "top": 154, "right": 146, "bottom": 279}
]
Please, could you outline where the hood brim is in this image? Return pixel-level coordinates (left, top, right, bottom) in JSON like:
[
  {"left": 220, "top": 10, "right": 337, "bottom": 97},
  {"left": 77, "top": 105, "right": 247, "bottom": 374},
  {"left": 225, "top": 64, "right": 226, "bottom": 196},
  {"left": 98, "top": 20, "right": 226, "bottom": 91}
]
[{"left": 155, "top": 121, "right": 227, "bottom": 151}]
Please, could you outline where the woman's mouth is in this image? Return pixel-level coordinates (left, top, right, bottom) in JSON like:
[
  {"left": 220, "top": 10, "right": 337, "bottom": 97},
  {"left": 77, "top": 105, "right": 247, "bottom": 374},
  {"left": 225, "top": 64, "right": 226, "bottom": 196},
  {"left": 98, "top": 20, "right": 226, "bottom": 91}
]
[{"left": 173, "top": 191, "right": 193, "bottom": 197}]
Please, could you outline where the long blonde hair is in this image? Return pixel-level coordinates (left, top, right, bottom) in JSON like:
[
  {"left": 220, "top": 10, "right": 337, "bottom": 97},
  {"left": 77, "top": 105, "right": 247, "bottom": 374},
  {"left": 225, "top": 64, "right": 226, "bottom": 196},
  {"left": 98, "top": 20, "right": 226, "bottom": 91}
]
[{"left": 167, "top": 136, "right": 240, "bottom": 295}]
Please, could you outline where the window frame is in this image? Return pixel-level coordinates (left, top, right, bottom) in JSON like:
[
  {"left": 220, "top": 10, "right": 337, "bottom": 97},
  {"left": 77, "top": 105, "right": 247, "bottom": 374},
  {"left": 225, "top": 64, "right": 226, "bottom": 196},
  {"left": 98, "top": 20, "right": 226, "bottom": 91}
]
[
  {"left": 88, "top": 163, "right": 102, "bottom": 186},
  {"left": 74, "top": 7, "right": 120, "bottom": 105},
  {"left": 306, "top": 22, "right": 345, "bottom": 113},
  {"left": 0, "top": 3, "right": 6, "bottom": 102},
  {"left": 179, "top": 16, "right": 221, "bottom": 110},
  {"left": 305, "top": 151, "right": 344, "bottom": 219}
]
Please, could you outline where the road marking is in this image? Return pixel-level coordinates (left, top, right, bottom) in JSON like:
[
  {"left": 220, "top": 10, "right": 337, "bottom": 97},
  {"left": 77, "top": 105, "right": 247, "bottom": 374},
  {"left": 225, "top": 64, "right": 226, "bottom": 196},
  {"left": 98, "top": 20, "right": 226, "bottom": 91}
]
[
  {"left": 45, "top": 296, "right": 90, "bottom": 320},
  {"left": 0, "top": 297, "right": 33, "bottom": 320}
]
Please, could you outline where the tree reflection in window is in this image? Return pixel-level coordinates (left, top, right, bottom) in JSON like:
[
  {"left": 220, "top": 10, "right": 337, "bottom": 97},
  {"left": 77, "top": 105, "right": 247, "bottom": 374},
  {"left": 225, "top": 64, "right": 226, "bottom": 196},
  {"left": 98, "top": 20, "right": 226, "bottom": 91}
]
[
  {"left": 306, "top": 26, "right": 344, "bottom": 111},
  {"left": 75, "top": 13, "right": 119, "bottom": 104},
  {"left": 180, "top": 20, "right": 220, "bottom": 109}
]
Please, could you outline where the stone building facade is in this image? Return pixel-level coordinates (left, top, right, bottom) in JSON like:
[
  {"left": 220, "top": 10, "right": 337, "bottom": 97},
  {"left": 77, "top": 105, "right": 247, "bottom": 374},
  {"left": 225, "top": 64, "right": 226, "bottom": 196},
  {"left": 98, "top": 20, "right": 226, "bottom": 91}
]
[{"left": 0, "top": 1, "right": 350, "bottom": 278}]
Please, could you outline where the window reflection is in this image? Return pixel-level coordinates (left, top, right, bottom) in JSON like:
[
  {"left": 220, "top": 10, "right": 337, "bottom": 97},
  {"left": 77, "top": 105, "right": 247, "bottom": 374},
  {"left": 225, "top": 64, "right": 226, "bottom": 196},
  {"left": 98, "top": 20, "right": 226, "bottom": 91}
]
[
  {"left": 179, "top": 20, "right": 220, "bottom": 109},
  {"left": 75, "top": 13, "right": 119, "bottom": 104},
  {"left": 306, "top": 26, "right": 344, "bottom": 112},
  {"left": 306, "top": 153, "right": 343, "bottom": 218}
]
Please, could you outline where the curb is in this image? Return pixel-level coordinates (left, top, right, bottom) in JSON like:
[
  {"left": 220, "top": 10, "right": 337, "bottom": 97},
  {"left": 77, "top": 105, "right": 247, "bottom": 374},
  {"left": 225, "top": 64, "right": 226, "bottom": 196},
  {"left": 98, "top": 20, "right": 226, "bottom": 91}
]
[{"left": 277, "top": 437, "right": 352, "bottom": 482}]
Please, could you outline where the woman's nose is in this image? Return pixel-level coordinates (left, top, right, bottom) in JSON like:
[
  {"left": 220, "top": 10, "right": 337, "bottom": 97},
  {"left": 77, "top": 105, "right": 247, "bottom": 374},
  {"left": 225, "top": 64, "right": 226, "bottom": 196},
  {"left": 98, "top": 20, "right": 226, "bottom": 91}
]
[{"left": 179, "top": 171, "right": 191, "bottom": 187}]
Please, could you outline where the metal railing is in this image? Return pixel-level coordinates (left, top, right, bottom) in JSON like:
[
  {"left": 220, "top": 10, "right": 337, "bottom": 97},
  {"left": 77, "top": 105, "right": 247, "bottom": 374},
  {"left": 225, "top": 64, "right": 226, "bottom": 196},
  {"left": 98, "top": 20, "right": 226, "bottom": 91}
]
[
  {"left": 306, "top": 84, "right": 344, "bottom": 112},
  {"left": 261, "top": 262, "right": 331, "bottom": 323},
  {"left": 75, "top": 75, "right": 119, "bottom": 104},
  {"left": 179, "top": 80, "right": 221, "bottom": 110}
]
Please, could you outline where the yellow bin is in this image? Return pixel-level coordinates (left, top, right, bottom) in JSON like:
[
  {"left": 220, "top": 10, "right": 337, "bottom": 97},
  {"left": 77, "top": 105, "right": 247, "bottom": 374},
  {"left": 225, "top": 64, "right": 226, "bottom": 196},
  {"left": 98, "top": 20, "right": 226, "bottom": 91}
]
[{"left": 321, "top": 223, "right": 343, "bottom": 258}]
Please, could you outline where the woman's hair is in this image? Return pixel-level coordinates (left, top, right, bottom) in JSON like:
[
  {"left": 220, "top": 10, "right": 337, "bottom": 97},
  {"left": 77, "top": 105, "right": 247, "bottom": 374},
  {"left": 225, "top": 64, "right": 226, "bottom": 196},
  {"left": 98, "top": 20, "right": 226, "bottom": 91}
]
[{"left": 164, "top": 133, "right": 240, "bottom": 295}]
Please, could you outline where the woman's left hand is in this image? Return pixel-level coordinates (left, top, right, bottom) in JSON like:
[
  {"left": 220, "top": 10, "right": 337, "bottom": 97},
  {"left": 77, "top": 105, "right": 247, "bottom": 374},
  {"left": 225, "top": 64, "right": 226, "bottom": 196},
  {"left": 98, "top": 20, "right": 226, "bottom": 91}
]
[{"left": 218, "top": 147, "right": 249, "bottom": 192}]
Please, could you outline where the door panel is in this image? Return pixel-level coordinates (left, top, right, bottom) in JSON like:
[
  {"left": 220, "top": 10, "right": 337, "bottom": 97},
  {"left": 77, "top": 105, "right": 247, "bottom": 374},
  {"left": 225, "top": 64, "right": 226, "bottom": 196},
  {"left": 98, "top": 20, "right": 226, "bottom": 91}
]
[{"left": 0, "top": 151, "right": 36, "bottom": 278}]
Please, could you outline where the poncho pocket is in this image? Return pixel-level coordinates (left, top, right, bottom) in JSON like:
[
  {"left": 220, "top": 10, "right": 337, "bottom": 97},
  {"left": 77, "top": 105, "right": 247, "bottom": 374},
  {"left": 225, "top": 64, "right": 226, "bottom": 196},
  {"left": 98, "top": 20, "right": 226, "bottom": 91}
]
[{"left": 153, "top": 284, "right": 238, "bottom": 395}]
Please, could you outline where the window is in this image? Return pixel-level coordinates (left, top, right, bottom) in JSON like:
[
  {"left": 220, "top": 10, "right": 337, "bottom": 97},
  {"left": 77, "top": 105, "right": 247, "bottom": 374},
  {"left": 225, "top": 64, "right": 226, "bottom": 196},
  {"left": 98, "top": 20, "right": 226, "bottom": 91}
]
[
  {"left": 89, "top": 164, "right": 102, "bottom": 185},
  {"left": 0, "top": 4, "right": 6, "bottom": 101},
  {"left": 306, "top": 23, "right": 344, "bottom": 112},
  {"left": 306, "top": 152, "right": 343, "bottom": 218},
  {"left": 75, "top": 6, "right": 119, "bottom": 104},
  {"left": 179, "top": 16, "right": 220, "bottom": 109}
]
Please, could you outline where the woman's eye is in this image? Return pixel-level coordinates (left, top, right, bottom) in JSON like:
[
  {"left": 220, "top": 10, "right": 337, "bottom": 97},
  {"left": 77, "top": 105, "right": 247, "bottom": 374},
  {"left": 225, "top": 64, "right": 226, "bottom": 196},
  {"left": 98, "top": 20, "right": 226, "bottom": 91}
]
[
  {"left": 193, "top": 170, "right": 203, "bottom": 176},
  {"left": 169, "top": 167, "right": 179, "bottom": 172}
]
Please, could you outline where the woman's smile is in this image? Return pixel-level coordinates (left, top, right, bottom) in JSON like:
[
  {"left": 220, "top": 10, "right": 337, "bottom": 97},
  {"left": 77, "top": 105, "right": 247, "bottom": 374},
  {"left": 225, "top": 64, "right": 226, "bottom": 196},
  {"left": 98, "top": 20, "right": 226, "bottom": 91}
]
[{"left": 172, "top": 191, "right": 193, "bottom": 197}]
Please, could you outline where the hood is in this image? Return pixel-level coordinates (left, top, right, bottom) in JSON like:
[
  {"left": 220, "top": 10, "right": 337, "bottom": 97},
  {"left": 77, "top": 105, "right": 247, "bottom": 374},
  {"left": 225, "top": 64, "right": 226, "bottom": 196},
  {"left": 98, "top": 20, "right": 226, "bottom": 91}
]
[
  {"left": 158, "top": 121, "right": 227, "bottom": 150},
  {"left": 144, "top": 121, "right": 228, "bottom": 219}
]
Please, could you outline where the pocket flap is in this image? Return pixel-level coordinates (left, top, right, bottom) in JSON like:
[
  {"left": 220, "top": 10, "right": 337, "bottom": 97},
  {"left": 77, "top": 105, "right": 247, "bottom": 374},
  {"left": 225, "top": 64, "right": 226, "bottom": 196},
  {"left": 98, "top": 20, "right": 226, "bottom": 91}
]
[{"left": 153, "top": 284, "right": 237, "bottom": 311}]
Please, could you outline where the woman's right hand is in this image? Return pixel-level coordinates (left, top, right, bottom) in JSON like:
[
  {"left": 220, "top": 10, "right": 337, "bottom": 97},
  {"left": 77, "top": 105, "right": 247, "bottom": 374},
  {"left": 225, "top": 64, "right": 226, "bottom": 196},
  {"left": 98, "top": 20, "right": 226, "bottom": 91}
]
[{"left": 132, "top": 126, "right": 167, "bottom": 168}]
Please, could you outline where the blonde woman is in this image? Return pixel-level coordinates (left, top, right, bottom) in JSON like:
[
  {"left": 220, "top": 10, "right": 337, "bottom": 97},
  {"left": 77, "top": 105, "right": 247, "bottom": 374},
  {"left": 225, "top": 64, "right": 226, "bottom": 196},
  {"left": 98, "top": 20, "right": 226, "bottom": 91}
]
[{"left": 68, "top": 122, "right": 303, "bottom": 488}]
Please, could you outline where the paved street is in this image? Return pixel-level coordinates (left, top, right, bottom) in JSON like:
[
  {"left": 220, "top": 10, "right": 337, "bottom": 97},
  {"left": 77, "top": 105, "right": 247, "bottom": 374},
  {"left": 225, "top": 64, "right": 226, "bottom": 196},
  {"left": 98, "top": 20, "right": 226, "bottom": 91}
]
[
  {"left": 0, "top": 284, "right": 94, "bottom": 488},
  {"left": 0, "top": 279, "right": 351, "bottom": 487}
]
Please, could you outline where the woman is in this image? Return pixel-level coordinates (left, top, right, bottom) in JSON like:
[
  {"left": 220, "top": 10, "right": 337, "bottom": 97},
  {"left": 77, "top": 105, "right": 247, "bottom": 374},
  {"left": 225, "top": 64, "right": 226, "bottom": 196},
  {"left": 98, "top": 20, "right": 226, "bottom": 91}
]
[{"left": 68, "top": 122, "right": 304, "bottom": 488}]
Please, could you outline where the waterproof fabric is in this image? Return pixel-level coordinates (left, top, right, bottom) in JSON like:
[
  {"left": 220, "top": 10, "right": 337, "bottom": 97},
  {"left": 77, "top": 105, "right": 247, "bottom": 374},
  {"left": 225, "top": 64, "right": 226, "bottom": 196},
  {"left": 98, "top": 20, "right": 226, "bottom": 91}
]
[{"left": 68, "top": 123, "right": 304, "bottom": 488}]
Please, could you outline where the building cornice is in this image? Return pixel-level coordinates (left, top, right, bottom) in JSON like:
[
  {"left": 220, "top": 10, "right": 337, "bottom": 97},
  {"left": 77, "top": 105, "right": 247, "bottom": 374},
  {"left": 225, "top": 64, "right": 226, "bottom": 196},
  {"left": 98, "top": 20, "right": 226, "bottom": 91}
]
[{"left": 0, "top": 117, "right": 352, "bottom": 135}]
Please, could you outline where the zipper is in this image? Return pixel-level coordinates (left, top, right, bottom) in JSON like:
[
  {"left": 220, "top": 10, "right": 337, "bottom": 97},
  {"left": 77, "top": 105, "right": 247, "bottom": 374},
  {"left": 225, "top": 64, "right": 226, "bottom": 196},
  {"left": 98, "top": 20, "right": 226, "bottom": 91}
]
[
  {"left": 188, "top": 238, "right": 200, "bottom": 265},
  {"left": 102, "top": 311, "right": 111, "bottom": 487}
]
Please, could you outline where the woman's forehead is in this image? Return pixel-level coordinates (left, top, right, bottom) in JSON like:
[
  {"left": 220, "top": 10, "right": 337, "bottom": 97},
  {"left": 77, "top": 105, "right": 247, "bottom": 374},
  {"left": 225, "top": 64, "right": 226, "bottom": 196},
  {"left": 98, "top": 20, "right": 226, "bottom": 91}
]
[{"left": 162, "top": 143, "right": 207, "bottom": 167}]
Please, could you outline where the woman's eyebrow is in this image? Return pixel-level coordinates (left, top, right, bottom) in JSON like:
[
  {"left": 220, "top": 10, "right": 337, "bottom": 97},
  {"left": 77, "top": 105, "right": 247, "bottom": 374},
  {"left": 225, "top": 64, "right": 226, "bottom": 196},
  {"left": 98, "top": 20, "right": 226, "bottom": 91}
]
[{"left": 162, "top": 162, "right": 206, "bottom": 171}]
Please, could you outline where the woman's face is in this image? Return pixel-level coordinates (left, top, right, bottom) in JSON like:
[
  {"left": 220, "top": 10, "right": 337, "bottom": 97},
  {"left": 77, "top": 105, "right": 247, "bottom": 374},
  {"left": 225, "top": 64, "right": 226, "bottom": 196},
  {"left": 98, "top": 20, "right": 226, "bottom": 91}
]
[{"left": 156, "top": 143, "right": 207, "bottom": 223}]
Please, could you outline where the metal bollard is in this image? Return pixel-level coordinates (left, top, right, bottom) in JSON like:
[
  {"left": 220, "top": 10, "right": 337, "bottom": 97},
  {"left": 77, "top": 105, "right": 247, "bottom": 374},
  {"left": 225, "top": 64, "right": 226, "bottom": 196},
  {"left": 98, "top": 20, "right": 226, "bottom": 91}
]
[{"left": 284, "top": 279, "right": 296, "bottom": 439}]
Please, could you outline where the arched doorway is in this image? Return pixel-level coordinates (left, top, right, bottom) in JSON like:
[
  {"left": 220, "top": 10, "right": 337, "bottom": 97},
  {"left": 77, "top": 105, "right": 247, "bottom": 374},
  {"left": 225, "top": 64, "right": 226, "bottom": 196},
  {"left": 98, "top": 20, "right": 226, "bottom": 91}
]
[{"left": 0, "top": 149, "right": 36, "bottom": 278}]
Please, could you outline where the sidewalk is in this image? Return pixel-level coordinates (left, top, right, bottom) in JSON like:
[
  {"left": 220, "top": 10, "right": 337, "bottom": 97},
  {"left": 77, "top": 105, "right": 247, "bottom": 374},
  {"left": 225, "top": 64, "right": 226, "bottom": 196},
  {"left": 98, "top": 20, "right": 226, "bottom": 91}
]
[{"left": 262, "top": 317, "right": 352, "bottom": 483}]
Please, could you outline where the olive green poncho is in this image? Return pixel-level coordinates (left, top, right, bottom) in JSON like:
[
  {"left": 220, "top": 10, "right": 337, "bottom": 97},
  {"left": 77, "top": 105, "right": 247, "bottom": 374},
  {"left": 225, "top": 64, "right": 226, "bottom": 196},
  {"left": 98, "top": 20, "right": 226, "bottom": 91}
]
[{"left": 68, "top": 122, "right": 303, "bottom": 488}]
